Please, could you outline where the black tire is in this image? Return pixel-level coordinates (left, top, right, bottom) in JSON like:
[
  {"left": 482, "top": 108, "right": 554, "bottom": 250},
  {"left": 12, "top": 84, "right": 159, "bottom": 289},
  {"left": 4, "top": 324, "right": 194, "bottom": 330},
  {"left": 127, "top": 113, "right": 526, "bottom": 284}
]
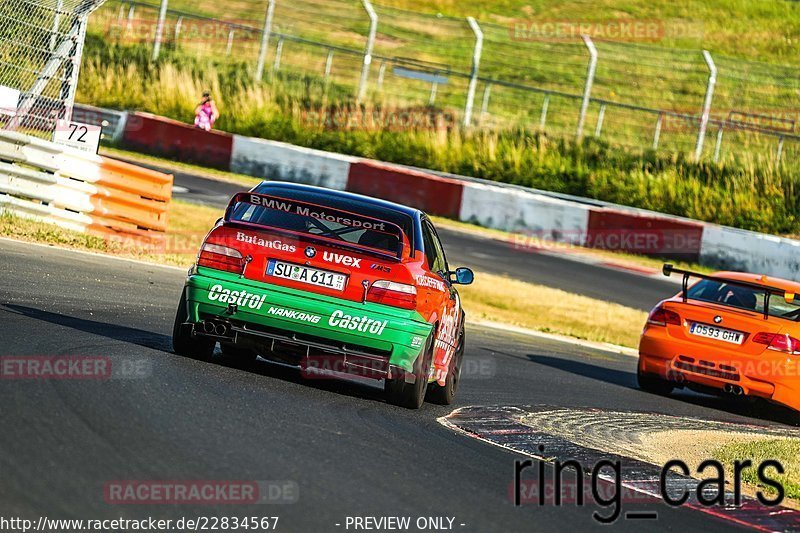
[
  {"left": 385, "top": 338, "right": 433, "bottom": 409},
  {"left": 427, "top": 329, "right": 464, "bottom": 405},
  {"left": 220, "top": 342, "right": 258, "bottom": 367},
  {"left": 172, "top": 288, "right": 215, "bottom": 361},
  {"left": 637, "top": 365, "right": 674, "bottom": 395}
]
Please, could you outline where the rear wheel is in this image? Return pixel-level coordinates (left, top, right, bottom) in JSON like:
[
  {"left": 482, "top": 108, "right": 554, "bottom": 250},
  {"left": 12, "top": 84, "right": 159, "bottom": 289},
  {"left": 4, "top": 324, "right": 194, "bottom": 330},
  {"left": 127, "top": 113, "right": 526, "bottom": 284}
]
[
  {"left": 172, "top": 288, "right": 215, "bottom": 361},
  {"left": 427, "top": 329, "right": 464, "bottom": 405},
  {"left": 385, "top": 339, "right": 432, "bottom": 409},
  {"left": 637, "top": 365, "right": 674, "bottom": 395}
]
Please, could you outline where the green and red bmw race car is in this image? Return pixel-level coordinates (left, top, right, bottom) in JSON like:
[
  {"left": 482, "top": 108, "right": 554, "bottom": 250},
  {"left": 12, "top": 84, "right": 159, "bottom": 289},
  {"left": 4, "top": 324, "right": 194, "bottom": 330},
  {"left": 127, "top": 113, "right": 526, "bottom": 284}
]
[{"left": 172, "top": 182, "right": 474, "bottom": 408}]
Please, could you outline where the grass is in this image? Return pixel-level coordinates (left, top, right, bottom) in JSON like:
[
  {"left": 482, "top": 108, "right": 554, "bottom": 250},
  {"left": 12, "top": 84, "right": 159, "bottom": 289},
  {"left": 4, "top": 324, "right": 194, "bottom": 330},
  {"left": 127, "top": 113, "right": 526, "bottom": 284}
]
[
  {"left": 100, "top": 146, "right": 261, "bottom": 187},
  {"left": 1, "top": 206, "right": 645, "bottom": 347},
  {"left": 715, "top": 439, "right": 800, "bottom": 501}
]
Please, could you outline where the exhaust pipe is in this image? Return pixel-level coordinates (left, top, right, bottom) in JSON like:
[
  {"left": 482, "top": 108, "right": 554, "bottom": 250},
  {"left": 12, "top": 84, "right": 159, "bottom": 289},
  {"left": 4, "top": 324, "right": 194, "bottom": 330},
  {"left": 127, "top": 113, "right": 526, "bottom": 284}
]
[
  {"left": 214, "top": 323, "right": 228, "bottom": 336},
  {"left": 724, "top": 384, "right": 744, "bottom": 395},
  {"left": 202, "top": 321, "right": 215, "bottom": 334}
]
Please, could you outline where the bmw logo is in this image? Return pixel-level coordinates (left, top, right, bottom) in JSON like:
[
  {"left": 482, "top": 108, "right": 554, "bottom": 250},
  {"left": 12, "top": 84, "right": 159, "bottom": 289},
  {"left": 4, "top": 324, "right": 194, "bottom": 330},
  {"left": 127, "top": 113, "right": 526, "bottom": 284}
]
[
  {"left": 304, "top": 246, "right": 316, "bottom": 258},
  {"left": 714, "top": 316, "right": 723, "bottom": 324}
]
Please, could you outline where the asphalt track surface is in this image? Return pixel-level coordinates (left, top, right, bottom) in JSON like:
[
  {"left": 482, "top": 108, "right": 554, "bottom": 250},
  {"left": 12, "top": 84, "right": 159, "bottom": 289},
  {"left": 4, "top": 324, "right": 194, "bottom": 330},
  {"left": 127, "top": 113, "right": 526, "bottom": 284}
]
[{"left": 0, "top": 165, "right": 787, "bottom": 531}]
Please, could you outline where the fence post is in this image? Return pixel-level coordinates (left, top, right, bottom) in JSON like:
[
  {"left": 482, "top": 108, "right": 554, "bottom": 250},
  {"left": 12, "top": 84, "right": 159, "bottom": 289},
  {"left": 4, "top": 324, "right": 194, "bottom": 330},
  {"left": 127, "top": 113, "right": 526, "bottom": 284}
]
[
  {"left": 174, "top": 16, "right": 182, "bottom": 42},
  {"left": 273, "top": 37, "right": 283, "bottom": 71},
  {"left": 777, "top": 136, "right": 785, "bottom": 162},
  {"left": 713, "top": 124, "right": 724, "bottom": 163},
  {"left": 594, "top": 104, "right": 606, "bottom": 138},
  {"left": 255, "top": 0, "right": 276, "bottom": 82},
  {"left": 463, "top": 16, "right": 483, "bottom": 127},
  {"left": 652, "top": 112, "right": 663, "bottom": 150},
  {"left": 540, "top": 93, "right": 550, "bottom": 130},
  {"left": 226, "top": 29, "right": 235, "bottom": 55},
  {"left": 480, "top": 83, "right": 491, "bottom": 123},
  {"left": 694, "top": 50, "right": 717, "bottom": 160},
  {"left": 576, "top": 34, "right": 597, "bottom": 140},
  {"left": 62, "top": 14, "right": 88, "bottom": 122},
  {"left": 429, "top": 78, "right": 438, "bottom": 105},
  {"left": 152, "top": 0, "right": 168, "bottom": 60},
  {"left": 377, "top": 60, "right": 386, "bottom": 90},
  {"left": 50, "top": 0, "right": 64, "bottom": 51},
  {"left": 126, "top": 5, "right": 135, "bottom": 33},
  {"left": 357, "top": 0, "right": 378, "bottom": 103},
  {"left": 324, "top": 49, "right": 334, "bottom": 81}
]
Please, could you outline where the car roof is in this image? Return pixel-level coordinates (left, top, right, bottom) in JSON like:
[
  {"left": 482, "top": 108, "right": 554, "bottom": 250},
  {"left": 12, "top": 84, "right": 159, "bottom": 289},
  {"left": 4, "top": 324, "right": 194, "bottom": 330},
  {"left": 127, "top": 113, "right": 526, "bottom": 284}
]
[
  {"left": 711, "top": 271, "right": 800, "bottom": 293},
  {"left": 252, "top": 181, "right": 425, "bottom": 252}
]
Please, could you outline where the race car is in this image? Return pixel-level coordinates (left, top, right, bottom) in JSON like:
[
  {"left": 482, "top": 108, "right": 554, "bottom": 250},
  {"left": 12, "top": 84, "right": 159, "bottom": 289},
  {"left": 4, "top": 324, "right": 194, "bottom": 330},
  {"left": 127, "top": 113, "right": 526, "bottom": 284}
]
[
  {"left": 638, "top": 264, "right": 800, "bottom": 422},
  {"left": 172, "top": 181, "right": 474, "bottom": 409}
]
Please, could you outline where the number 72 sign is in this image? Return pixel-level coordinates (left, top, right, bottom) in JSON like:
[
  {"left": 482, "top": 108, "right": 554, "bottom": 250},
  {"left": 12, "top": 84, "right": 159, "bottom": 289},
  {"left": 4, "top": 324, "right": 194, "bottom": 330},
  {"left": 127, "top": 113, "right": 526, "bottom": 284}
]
[{"left": 53, "top": 119, "right": 102, "bottom": 154}]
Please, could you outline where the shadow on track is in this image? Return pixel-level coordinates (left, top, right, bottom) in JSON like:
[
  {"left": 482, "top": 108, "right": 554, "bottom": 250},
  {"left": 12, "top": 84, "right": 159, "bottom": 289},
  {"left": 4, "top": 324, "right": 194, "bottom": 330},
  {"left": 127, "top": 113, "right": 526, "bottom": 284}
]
[
  {"left": 3, "top": 304, "right": 173, "bottom": 352},
  {"left": 527, "top": 353, "right": 799, "bottom": 427},
  {"left": 2, "top": 304, "right": 403, "bottom": 408}
]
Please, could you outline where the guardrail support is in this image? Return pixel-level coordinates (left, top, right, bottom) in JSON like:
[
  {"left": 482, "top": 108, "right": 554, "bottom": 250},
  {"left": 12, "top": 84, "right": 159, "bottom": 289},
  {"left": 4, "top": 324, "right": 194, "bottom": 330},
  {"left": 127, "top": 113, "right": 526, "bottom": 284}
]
[
  {"left": 694, "top": 50, "right": 717, "bottom": 160},
  {"left": 777, "top": 136, "right": 785, "bottom": 163},
  {"left": 50, "top": 0, "right": 64, "bottom": 51},
  {"left": 377, "top": 60, "right": 387, "bottom": 90},
  {"left": 576, "top": 35, "right": 597, "bottom": 140},
  {"left": 463, "top": 16, "right": 483, "bottom": 127},
  {"left": 152, "top": 0, "right": 168, "bottom": 60},
  {"left": 255, "top": 0, "right": 276, "bottom": 82},
  {"left": 429, "top": 79, "right": 438, "bottom": 105},
  {"left": 357, "top": 0, "right": 378, "bottom": 103}
]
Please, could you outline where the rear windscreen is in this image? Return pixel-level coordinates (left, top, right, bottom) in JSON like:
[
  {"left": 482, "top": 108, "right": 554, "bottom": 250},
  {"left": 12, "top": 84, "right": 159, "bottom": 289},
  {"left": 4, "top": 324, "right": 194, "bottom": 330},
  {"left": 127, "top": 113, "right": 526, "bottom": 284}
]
[
  {"left": 226, "top": 192, "right": 410, "bottom": 256},
  {"left": 687, "top": 279, "right": 800, "bottom": 321}
]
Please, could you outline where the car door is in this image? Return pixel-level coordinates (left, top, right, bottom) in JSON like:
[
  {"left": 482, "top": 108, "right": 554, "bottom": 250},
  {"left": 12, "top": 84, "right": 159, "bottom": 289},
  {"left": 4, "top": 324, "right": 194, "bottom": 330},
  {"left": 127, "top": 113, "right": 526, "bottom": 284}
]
[{"left": 422, "top": 219, "right": 461, "bottom": 383}]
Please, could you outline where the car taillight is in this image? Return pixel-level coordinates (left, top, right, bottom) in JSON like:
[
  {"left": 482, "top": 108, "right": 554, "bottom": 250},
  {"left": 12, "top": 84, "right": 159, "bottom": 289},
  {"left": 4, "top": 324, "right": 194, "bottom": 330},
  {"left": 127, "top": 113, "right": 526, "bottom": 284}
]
[
  {"left": 367, "top": 280, "right": 417, "bottom": 309},
  {"left": 753, "top": 332, "right": 800, "bottom": 355},
  {"left": 647, "top": 306, "right": 681, "bottom": 326},
  {"left": 198, "top": 242, "right": 244, "bottom": 273}
]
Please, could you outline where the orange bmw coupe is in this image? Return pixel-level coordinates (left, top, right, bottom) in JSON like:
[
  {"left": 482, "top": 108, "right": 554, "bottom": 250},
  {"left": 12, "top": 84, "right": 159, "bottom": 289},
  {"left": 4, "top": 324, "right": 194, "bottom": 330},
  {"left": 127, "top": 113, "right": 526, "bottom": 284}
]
[{"left": 638, "top": 265, "right": 800, "bottom": 423}]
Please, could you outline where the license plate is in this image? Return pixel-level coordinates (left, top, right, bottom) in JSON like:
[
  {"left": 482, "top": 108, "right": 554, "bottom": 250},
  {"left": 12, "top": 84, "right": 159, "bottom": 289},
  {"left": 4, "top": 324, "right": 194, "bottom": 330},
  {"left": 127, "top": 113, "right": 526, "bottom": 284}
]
[
  {"left": 267, "top": 260, "right": 347, "bottom": 291},
  {"left": 689, "top": 322, "right": 744, "bottom": 345}
]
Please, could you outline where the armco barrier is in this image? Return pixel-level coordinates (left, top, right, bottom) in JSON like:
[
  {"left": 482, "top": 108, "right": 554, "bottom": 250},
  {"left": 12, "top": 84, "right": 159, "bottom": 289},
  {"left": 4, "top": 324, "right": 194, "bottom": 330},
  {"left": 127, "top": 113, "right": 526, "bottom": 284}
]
[
  {"left": 0, "top": 130, "right": 173, "bottom": 239},
  {"left": 586, "top": 209, "right": 705, "bottom": 262},
  {"left": 700, "top": 225, "right": 800, "bottom": 280},
  {"left": 346, "top": 161, "right": 463, "bottom": 219},
  {"left": 122, "top": 112, "right": 233, "bottom": 170},
  {"left": 460, "top": 181, "right": 590, "bottom": 241},
  {"left": 73, "top": 103, "right": 128, "bottom": 144},
  {"left": 231, "top": 135, "right": 352, "bottom": 190}
]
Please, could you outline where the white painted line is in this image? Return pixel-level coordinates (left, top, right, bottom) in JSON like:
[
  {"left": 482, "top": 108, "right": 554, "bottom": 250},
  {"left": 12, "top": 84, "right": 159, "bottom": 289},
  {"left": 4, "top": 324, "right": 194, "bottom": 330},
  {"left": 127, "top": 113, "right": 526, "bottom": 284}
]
[{"left": 469, "top": 318, "right": 639, "bottom": 358}]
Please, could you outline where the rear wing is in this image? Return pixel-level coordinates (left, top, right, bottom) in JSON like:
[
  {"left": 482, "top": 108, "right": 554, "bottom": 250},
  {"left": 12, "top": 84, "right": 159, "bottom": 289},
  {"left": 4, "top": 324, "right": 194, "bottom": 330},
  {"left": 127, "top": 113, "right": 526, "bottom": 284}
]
[
  {"left": 663, "top": 264, "right": 796, "bottom": 320},
  {"left": 224, "top": 192, "right": 410, "bottom": 261}
]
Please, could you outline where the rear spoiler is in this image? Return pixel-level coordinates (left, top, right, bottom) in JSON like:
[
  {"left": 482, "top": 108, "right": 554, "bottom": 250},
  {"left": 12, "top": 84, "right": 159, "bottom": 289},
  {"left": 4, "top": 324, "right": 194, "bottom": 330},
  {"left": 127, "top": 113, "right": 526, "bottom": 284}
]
[
  {"left": 224, "top": 192, "right": 409, "bottom": 262},
  {"left": 663, "top": 264, "right": 796, "bottom": 320}
]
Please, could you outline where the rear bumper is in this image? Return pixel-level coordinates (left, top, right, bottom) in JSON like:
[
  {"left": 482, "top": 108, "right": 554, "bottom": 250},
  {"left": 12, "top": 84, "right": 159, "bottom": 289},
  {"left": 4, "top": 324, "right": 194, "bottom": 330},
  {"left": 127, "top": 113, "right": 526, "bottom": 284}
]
[
  {"left": 639, "top": 327, "right": 800, "bottom": 412},
  {"left": 183, "top": 267, "right": 433, "bottom": 376}
]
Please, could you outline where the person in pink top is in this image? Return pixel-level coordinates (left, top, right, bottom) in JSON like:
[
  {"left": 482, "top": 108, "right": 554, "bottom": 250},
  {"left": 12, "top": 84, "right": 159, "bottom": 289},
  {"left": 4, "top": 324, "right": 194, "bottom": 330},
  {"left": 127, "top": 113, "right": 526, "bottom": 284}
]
[{"left": 194, "top": 91, "right": 219, "bottom": 131}]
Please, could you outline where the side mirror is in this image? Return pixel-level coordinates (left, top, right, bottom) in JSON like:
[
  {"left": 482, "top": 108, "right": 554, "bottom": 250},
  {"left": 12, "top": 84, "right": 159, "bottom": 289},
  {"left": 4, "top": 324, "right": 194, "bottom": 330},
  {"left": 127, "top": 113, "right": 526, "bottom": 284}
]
[
  {"left": 786, "top": 292, "right": 796, "bottom": 304},
  {"left": 451, "top": 267, "right": 474, "bottom": 285}
]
